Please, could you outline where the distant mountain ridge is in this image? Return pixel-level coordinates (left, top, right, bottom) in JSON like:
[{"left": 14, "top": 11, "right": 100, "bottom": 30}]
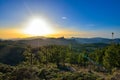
[
  {"left": 18, "top": 37, "right": 76, "bottom": 47},
  {"left": 74, "top": 37, "right": 120, "bottom": 44},
  {"left": 15, "top": 37, "right": 120, "bottom": 47}
]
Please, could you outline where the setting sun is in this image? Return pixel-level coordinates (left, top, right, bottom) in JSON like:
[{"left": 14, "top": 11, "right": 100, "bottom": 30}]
[{"left": 23, "top": 17, "right": 54, "bottom": 36}]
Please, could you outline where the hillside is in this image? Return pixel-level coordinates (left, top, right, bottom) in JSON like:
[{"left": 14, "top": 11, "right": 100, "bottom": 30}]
[{"left": 0, "top": 41, "right": 120, "bottom": 80}]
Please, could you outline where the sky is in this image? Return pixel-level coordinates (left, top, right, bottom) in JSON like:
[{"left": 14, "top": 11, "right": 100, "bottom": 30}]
[{"left": 0, "top": 0, "right": 120, "bottom": 39}]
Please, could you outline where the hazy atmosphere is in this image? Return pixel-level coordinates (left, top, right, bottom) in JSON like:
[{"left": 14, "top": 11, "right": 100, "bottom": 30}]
[{"left": 0, "top": 0, "right": 120, "bottom": 39}]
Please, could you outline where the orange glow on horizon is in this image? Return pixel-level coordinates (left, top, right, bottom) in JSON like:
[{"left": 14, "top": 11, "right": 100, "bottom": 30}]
[
  {"left": 0, "top": 17, "right": 91, "bottom": 39},
  {"left": 0, "top": 28, "right": 30, "bottom": 39},
  {"left": 0, "top": 27, "right": 89, "bottom": 39}
]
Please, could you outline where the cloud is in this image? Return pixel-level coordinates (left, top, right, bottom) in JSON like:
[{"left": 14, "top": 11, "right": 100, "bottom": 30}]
[{"left": 61, "top": 17, "right": 67, "bottom": 20}]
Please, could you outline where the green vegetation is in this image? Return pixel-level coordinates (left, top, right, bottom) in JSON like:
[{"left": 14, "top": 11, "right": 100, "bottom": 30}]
[{"left": 0, "top": 40, "right": 120, "bottom": 80}]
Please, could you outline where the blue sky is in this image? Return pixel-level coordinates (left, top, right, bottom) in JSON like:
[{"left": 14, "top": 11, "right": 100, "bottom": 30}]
[{"left": 0, "top": 0, "right": 120, "bottom": 38}]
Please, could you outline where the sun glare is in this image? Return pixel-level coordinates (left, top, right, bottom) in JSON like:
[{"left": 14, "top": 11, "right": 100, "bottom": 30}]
[{"left": 23, "top": 17, "right": 54, "bottom": 36}]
